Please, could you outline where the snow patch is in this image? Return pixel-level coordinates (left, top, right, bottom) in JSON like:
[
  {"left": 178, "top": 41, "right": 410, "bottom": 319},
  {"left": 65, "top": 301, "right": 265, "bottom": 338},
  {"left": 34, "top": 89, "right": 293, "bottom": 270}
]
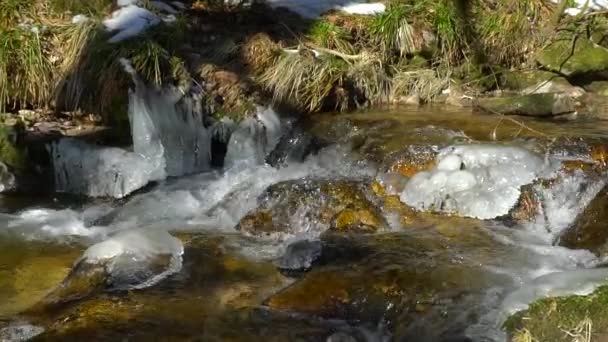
[
  {"left": 103, "top": 5, "right": 160, "bottom": 43},
  {"left": 265, "top": 0, "right": 384, "bottom": 18},
  {"left": 551, "top": 0, "right": 608, "bottom": 15},
  {"left": 400, "top": 144, "right": 558, "bottom": 219},
  {"left": 71, "top": 14, "right": 89, "bottom": 24}
]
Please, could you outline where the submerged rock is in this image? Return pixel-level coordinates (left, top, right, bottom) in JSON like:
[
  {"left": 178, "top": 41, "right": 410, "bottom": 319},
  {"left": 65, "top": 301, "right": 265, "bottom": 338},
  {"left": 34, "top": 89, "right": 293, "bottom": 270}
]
[
  {"left": 475, "top": 93, "right": 577, "bottom": 117},
  {"left": 536, "top": 38, "right": 608, "bottom": 77},
  {"left": 266, "top": 231, "right": 508, "bottom": 341},
  {"left": 236, "top": 179, "right": 387, "bottom": 238}
]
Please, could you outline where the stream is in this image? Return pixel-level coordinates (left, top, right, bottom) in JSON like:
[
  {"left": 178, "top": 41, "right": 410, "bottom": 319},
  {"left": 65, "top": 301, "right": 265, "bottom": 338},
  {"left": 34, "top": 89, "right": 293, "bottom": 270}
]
[{"left": 1, "top": 87, "right": 608, "bottom": 341}]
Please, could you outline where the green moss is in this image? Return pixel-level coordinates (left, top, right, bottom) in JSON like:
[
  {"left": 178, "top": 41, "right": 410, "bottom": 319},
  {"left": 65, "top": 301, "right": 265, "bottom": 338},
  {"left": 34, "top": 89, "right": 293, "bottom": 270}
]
[
  {"left": 0, "top": 125, "right": 26, "bottom": 170},
  {"left": 536, "top": 38, "right": 608, "bottom": 77},
  {"left": 505, "top": 286, "right": 608, "bottom": 341},
  {"left": 500, "top": 70, "right": 567, "bottom": 91}
]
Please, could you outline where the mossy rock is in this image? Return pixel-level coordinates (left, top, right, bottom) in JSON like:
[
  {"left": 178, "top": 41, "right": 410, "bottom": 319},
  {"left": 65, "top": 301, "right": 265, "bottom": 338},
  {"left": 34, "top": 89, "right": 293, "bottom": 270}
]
[
  {"left": 475, "top": 93, "right": 576, "bottom": 117},
  {"left": 505, "top": 285, "right": 608, "bottom": 342},
  {"left": 585, "top": 81, "right": 608, "bottom": 96},
  {"left": 578, "top": 93, "right": 608, "bottom": 120},
  {"left": 500, "top": 70, "right": 574, "bottom": 94},
  {"left": 536, "top": 38, "right": 608, "bottom": 77},
  {"left": 559, "top": 186, "right": 608, "bottom": 256}
]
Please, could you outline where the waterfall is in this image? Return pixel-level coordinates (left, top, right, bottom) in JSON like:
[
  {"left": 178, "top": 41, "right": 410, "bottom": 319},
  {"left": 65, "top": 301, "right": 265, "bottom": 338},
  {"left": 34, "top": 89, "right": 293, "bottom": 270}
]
[{"left": 48, "top": 59, "right": 211, "bottom": 198}]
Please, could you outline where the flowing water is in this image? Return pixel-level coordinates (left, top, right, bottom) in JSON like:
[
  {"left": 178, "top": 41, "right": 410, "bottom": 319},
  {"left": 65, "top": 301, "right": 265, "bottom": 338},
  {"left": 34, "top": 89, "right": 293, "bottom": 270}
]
[{"left": 1, "top": 97, "right": 608, "bottom": 341}]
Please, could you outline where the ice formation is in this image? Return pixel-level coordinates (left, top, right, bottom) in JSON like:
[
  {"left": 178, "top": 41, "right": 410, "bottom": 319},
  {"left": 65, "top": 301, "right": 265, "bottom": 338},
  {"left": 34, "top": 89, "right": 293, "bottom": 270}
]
[
  {"left": 126, "top": 61, "right": 212, "bottom": 177},
  {"left": 71, "top": 14, "right": 89, "bottom": 24},
  {"left": 49, "top": 60, "right": 211, "bottom": 198},
  {"left": 265, "top": 0, "right": 385, "bottom": 18},
  {"left": 224, "top": 107, "right": 283, "bottom": 168},
  {"left": 400, "top": 144, "right": 558, "bottom": 219},
  {"left": 48, "top": 138, "right": 165, "bottom": 198},
  {"left": 80, "top": 229, "right": 184, "bottom": 289},
  {"left": 103, "top": 5, "right": 161, "bottom": 43}
]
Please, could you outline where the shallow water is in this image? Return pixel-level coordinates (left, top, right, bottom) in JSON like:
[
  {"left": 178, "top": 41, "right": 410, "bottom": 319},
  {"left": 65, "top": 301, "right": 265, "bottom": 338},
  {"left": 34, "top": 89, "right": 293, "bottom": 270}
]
[{"left": 1, "top": 106, "right": 607, "bottom": 341}]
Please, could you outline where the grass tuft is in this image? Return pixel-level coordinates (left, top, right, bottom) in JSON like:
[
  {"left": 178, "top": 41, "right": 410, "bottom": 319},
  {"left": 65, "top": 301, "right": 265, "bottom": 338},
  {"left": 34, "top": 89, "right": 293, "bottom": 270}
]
[{"left": 260, "top": 51, "right": 348, "bottom": 112}]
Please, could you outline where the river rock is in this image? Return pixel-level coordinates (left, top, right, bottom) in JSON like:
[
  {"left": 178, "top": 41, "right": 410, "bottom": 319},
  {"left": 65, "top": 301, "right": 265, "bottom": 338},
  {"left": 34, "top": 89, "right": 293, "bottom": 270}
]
[
  {"left": 236, "top": 179, "right": 387, "bottom": 237},
  {"left": 559, "top": 186, "right": 608, "bottom": 255},
  {"left": 500, "top": 70, "right": 583, "bottom": 95},
  {"left": 474, "top": 93, "right": 577, "bottom": 117},
  {"left": 578, "top": 93, "right": 608, "bottom": 120},
  {"left": 536, "top": 38, "right": 608, "bottom": 77}
]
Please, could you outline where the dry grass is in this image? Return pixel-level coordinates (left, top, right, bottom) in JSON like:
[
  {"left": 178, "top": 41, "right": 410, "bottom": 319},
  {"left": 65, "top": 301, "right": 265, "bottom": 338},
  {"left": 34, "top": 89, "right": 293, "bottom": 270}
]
[
  {"left": 390, "top": 69, "right": 448, "bottom": 103},
  {"left": 260, "top": 51, "right": 348, "bottom": 112}
]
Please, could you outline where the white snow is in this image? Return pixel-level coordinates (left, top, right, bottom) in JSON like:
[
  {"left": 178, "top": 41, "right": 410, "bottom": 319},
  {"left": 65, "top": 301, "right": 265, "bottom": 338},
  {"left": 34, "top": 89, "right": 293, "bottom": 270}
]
[
  {"left": 400, "top": 144, "right": 558, "bottom": 219},
  {"left": 265, "top": 0, "right": 385, "bottom": 18},
  {"left": 341, "top": 3, "right": 385, "bottom": 15},
  {"left": 551, "top": 0, "right": 608, "bottom": 15},
  {"left": 103, "top": 5, "right": 160, "bottom": 43},
  {"left": 117, "top": 0, "right": 139, "bottom": 7},
  {"left": 71, "top": 14, "right": 89, "bottom": 24}
]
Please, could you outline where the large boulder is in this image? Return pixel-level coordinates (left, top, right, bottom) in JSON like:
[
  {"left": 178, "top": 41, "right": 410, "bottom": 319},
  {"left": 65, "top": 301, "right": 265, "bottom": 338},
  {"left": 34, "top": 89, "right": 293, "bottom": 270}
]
[
  {"left": 536, "top": 38, "right": 608, "bottom": 77},
  {"left": 475, "top": 93, "right": 577, "bottom": 117}
]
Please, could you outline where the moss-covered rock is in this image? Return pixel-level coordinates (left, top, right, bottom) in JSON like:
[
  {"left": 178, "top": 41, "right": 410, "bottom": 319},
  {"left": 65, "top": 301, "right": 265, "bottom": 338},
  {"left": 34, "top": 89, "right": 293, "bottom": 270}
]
[
  {"left": 475, "top": 93, "right": 576, "bottom": 117},
  {"left": 0, "top": 124, "right": 26, "bottom": 170},
  {"left": 536, "top": 38, "right": 608, "bottom": 77},
  {"left": 505, "top": 285, "right": 608, "bottom": 342}
]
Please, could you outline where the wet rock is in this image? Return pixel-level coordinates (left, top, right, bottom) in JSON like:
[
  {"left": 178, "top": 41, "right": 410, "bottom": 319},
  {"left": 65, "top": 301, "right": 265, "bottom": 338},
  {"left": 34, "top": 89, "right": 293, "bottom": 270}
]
[
  {"left": 236, "top": 179, "right": 387, "bottom": 237},
  {"left": 276, "top": 239, "right": 322, "bottom": 274},
  {"left": 266, "top": 231, "right": 509, "bottom": 341},
  {"left": 536, "top": 38, "right": 608, "bottom": 77},
  {"left": 475, "top": 93, "right": 576, "bottom": 117},
  {"left": 266, "top": 124, "right": 323, "bottom": 167},
  {"left": 559, "top": 186, "right": 608, "bottom": 255}
]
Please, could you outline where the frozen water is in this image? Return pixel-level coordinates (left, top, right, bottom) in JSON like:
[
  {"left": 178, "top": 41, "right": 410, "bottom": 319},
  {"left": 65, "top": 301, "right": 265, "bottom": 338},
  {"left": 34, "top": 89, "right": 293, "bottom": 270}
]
[
  {"left": 103, "top": 5, "right": 161, "bottom": 43},
  {"left": 224, "top": 107, "right": 283, "bottom": 168},
  {"left": 80, "top": 229, "right": 184, "bottom": 290},
  {"left": 0, "top": 322, "right": 44, "bottom": 342},
  {"left": 49, "top": 60, "right": 211, "bottom": 198},
  {"left": 71, "top": 14, "right": 89, "bottom": 24},
  {"left": 551, "top": 0, "right": 608, "bottom": 15},
  {"left": 126, "top": 63, "right": 212, "bottom": 177},
  {"left": 400, "top": 144, "right": 559, "bottom": 219},
  {"left": 48, "top": 138, "right": 165, "bottom": 199}
]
